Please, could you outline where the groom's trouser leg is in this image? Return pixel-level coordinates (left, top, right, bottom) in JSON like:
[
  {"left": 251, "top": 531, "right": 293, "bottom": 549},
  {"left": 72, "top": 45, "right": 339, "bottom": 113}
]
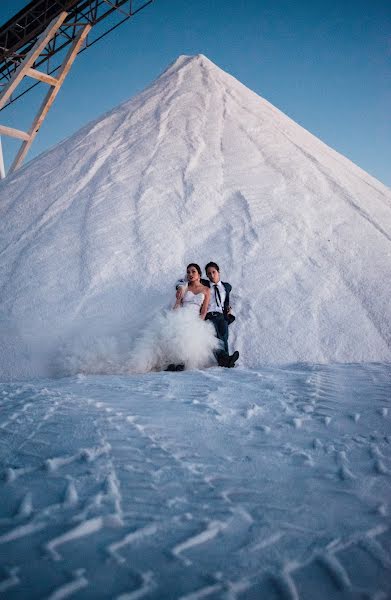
[
  {"left": 206, "top": 314, "right": 229, "bottom": 362},
  {"left": 216, "top": 317, "right": 229, "bottom": 353}
]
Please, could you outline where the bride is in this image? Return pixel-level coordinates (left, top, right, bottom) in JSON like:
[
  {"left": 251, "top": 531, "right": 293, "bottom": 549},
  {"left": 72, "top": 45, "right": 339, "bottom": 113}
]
[{"left": 128, "top": 263, "right": 221, "bottom": 372}]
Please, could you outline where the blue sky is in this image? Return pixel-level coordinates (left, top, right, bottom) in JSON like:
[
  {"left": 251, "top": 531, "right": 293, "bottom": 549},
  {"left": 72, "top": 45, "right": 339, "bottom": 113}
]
[{"left": 1, "top": 0, "right": 390, "bottom": 186}]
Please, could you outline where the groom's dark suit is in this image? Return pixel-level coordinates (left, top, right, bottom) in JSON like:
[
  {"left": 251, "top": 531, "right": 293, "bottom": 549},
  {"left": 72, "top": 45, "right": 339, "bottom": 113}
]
[
  {"left": 201, "top": 278, "right": 235, "bottom": 356},
  {"left": 200, "top": 278, "right": 235, "bottom": 324}
]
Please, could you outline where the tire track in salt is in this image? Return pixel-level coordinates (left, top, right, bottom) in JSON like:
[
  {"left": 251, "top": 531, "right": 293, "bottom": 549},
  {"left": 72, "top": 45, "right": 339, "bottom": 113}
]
[
  {"left": 74, "top": 383, "right": 246, "bottom": 597},
  {"left": 0, "top": 388, "right": 153, "bottom": 598},
  {"left": 1, "top": 367, "right": 390, "bottom": 598}
]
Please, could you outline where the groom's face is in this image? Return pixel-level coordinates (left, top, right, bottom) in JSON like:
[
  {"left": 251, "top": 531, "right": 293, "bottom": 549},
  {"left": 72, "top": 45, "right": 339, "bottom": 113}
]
[{"left": 206, "top": 267, "right": 220, "bottom": 284}]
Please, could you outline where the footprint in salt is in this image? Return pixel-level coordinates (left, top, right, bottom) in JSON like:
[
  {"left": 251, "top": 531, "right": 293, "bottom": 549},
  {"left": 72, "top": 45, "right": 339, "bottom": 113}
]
[
  {"left": 338, "top": 465, "right": 356, "bottom": 481},
  {"left": 297, "top": 452, "right": 314, "bottom": 467},
  {"left": 376, "top": 504, "right": 387, "bottom": 516},
  {"left": 259, "top": 424, "right": 271, "bottom": 434},
  {"left": 370, "top": 444, "right": 384, "bottom": 459},
  {"left": 63, "top": 480, "right": 78, "bottom": 506},
  {"left": 350, "top": 413, "right": 361, "bottom": 423},
  {"left": 15, "top": 492, "right": 33, "bottom": 518},
  {"left": 374, "top": 460, "right": 388, "bottom": 475},
  {"left": 245, "top": 403, "right": 260, "bottom": 417}
]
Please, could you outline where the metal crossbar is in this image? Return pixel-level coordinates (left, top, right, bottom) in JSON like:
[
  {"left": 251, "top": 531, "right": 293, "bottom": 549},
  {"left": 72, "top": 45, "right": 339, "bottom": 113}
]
[
  {"left": 0, "top": 0, "right": 153, "bottom": 106},
  {"left": 0, "top": 0, "right": 154, "bottom": 177}
]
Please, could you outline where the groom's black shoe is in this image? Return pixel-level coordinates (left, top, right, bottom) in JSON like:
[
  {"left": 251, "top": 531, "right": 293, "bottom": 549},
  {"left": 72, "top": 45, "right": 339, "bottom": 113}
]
[
  {"left": 165, "top": 364, "right": 176, "bottom": 371},
  {"left": 175, "top": 363, "right": 185, "bottom": 371},
  {"left": 217, "top": 352, "right": 230, "bottom": 367},
  {"left": 228, "top": 351, "right": 239, "bottom": 368}
]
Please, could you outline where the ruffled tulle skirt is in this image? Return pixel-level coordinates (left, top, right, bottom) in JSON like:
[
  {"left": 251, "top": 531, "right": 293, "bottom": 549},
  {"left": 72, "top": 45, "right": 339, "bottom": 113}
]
[{"left": 127, "top": 307, "right": 221, "bottom": 372}]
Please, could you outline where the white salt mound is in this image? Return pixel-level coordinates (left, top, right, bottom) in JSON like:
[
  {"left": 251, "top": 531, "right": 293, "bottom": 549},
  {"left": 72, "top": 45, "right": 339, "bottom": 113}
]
[{"left": 0, "top": 54, "right": 390, "bottom": 377}]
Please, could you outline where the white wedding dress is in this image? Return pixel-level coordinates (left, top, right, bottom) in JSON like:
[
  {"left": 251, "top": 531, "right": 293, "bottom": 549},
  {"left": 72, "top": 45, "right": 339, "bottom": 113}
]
[{"left": 128, "top": 290, "right": 220, "bottom": 372}]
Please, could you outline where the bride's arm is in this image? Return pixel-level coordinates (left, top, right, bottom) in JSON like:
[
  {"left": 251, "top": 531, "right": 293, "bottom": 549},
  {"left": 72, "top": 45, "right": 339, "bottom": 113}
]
[
  {"left": 173, "top": 287, "right": 184, "bottom": 309},
  {"left": 173, "top": 292, "right": 182, "bottom": 309},
  {"left": 200, "top": 287, "right": 210, "bottom": 320}
]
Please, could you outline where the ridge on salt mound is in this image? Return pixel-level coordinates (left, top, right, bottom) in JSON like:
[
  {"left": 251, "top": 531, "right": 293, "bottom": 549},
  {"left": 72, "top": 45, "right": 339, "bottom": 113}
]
[{"left": 0, "top": 54, "right": 390, "bottom": 377}]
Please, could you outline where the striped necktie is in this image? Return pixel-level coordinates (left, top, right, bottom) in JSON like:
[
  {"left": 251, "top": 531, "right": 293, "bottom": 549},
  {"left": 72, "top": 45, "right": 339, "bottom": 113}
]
[{"left": 214, "top": 284, "right": 222, "bottom": 308}]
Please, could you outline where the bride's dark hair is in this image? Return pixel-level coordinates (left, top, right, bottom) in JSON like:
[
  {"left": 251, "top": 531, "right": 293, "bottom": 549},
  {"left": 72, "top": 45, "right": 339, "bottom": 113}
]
[{"left": 186, "top": 263, "right": 202, "bottom": 277}]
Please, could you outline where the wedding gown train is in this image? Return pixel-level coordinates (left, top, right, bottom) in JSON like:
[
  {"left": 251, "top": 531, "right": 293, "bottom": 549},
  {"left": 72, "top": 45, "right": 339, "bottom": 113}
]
[{"left": 128, "top": 290, "right": 221, "bottom": 372}]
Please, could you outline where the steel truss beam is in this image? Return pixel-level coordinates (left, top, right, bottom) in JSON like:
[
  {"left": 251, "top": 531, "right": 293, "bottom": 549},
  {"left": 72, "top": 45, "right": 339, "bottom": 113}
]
[
  {"left": 0, "top": 0, "right": 153, "bottom": 101},
  {"left": 0, "top": 0, "right": 153, "bottom": 177},
  {"left": 0, "top": 13, "right": 91, "bottom": 177}
]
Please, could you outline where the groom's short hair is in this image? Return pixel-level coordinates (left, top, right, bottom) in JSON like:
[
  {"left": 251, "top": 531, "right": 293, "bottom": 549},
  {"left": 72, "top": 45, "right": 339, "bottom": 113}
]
[{"left": 205, "top": 261, "right": 219, "bottom": 272}]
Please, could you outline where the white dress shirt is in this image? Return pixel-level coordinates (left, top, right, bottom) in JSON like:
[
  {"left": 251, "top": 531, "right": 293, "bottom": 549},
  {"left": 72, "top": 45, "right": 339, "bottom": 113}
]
[{"left": 208, "top": 280, "right": 226, "bottom": 313}]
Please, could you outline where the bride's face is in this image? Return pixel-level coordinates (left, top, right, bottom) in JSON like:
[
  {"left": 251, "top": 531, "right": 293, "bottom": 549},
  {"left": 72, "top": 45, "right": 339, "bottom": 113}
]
[{"left": 187, "top": 266, "right": 200, "bottom": 283}]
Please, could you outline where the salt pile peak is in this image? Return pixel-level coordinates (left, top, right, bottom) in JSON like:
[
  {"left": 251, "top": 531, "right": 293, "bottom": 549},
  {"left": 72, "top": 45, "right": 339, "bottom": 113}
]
[{"left": 0, "top": 54, "right": 390, "bottom": 377}]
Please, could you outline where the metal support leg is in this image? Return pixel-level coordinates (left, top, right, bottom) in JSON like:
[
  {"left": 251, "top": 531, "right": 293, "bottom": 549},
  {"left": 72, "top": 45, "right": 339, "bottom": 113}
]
[
  {"left": 0, "top": 11, "right": 91, "bottom": 177},
  {"left": 0, "top": 12, "right": 68, "bottom": 111},
  {"left": 9, "top": 23, "right": 91, "bottom": 175},
  {"left": 0, "top": 136, "right": 5, "bottom": 180}
]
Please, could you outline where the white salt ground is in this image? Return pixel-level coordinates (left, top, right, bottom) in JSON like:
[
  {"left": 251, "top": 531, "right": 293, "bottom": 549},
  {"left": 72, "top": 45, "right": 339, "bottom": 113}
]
[{"left": 0, "top": 364, "right": 390, "bottom": 598}]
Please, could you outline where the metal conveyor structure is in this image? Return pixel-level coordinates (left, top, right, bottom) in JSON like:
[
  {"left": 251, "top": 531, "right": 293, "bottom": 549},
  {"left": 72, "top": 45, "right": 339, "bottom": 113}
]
[{"left": 0, "top": 0, "right": 154, "bottom": 178}]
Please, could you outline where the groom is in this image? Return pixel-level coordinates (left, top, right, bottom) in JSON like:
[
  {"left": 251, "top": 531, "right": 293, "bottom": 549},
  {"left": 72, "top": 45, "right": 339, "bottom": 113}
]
[{"left": 201, "top": 262, "right": 239, "bottom": 368}]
